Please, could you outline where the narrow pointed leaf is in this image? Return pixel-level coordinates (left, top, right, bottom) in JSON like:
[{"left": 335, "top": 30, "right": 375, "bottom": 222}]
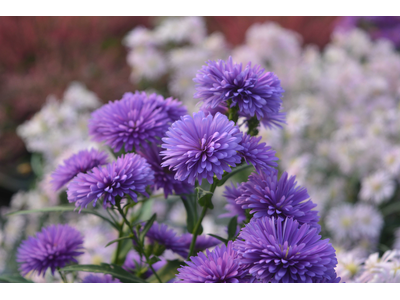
[{"left": 147, "top": 260, "right": 183, "bottom": 283}]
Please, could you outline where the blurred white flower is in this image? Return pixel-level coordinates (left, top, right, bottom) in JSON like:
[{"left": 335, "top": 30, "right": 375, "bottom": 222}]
[{"left": 359, "top": 171, "right": 395, "bottom": 204}]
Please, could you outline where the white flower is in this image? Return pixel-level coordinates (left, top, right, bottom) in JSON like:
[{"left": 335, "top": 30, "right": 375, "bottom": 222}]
[
  {"left": 285, "top": 107, "right": 309, "bottom": 135},
  {"left": 335, "top": 250, "right": 365, "bottom": 282},
  {"left": 63, "top": 82, "right": 100, "bottom": 111},
  {"left": 123, "top": 26, "right": 156, "bottom": 48},
  {"left": 127, "top": 47, "right": 167, "bottom": 82},
  {"left": 383, "top": 147, "right": 400, "bottom": 176},
  {"left": 326, "top": 204, "right": 358, "bottom": 243},
  {"left": 359, "top": 171, "right": 395, "bottom": 204}
]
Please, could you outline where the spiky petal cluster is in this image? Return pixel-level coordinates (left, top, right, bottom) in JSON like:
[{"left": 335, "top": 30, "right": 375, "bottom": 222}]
[
  {"left": 194, "top": 56, "right": 284, "bottom": 121},
  {"left": 236, "top": 171, "right": 320, "bottom": 230},
  {"left": 88, "top": 91, "right": 186, "bottom": 152},
  {"left": 16, "top": 224, "right": 84, "bottom": 276},
  {"left": 82, "top": 274, "right": 121, "bottom": 283},
  {"left": 175, "top": 241, "right": 246, "bottom": 283},
  {"left": 239, "top": 133, "right": 278, "bottom": 174},
  {"left": 137, "top": 144, "right": 193, "bottom": 198},
  {"left": 146, "top": 222, "right": 183, "bottom": 252},
  {"left": 161, "top": 111, "right": 243, "bottom": 185},
  {"left": 67, "top": 153, "right": 154, "bottom": 210},
  {"left": 219, "top": 182, "right": 246, "bottom": 223},
  {"left": 51, "top": 148, "right": 109, "bottom": 191},
  {"left": 233, "top": 217, "right": 339, "bottom": 283}
]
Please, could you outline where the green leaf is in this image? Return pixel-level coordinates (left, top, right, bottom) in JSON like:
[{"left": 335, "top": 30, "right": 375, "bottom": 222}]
[
  {"left": 139, "top": 213, "right": 157, "bottom": 244},
  {"left": 0, "top": 275, "right": 34, "bottom": 283},
  {"left": 6, "top": 206, "right": 119, "bottom": 230},
  {"left": 217, "top": 164, "right": 254, "bottom": 187},
  {"left": 62, "top": 263, "right": 146, "bottom": 283},
  {"left": 105, "top": 235, "right": 134, "bottom": 247},
  {"left": 227, "top": 216, "right": 238, "bottom": 240},
  {"left": 181, "top": 195, "right": 197, "bottom": 233},
  {"left": 147, "top": 260, "right": 183, "bottom": 283},
  {"left": 198, "top": 193, "right": 214, "bottom": 209},
  {"left": 208, "top": 234, "right": 228, "bottom": 244}
]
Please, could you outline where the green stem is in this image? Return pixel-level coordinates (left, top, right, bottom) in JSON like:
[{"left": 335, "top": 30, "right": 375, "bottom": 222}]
[
  {"left": 113, "top": 219, "right": 124, "bottom": 265},
  {"left": 187, "top": 181, "right": 218, "bottom": 259},
  {"left": 116, "top": 201, "right": 162, "bottom": 283},
  {"left": 57, "top": 268, "right": 68, "bottom": 283}
]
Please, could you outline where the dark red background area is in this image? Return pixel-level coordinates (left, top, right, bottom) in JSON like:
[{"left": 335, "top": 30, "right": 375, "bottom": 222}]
[{"left": 0, "top": 16, "right": 339, "bottom": 205}]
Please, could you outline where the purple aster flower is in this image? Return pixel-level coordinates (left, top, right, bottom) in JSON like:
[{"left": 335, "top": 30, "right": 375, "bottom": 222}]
[
  {"left": 82, "top": 274, "right": 121, "bottom": 283},
  {"left": 137, "top": 144, "right": 193, "bottom": 198},
  {"left": 257, "top": 110, "right": 286, "bottom": 130},
  {"left": 233, "top": 217, "right": 339, "bottom": 283},
  {"left": 51, "top": 148, "right": 109, "bottom": 191},
  {"left": 219, "top": 182, "right": 246, "bottom": 223},
  {"left": 238, "top": 133, "right": 278, "bottom": 174},
  {"left": 200, "top": 101, "right": 228, "bottom": 116},
  {"left": 123, "top": 250, "right": 167, "bottom": 278},
  {"left": 161, "top": 111, "right": 243, "bottom": 185},
  {"left": 67, "top": 153, "right": 154, "bottom": 210},
  {"left": 145, "top": 222, "right": 185, "bottom": 255},
  {"left": 194, "top": 56, "right": 284, "bottom": 121},
  {"left": 173, "top": 234, "right": 222, "bottom": 258},
  {"left": 236, "top": 171, "right": 320, "bottom": 230},
  {"left": 175, "top": 241, "right": 246, "bottom": 283},
  {"left": 16, "top": 224, "right": 84, "bottom": 276},
  {"left": 88, "top": 91, "right": 184, "bottom": 152}
]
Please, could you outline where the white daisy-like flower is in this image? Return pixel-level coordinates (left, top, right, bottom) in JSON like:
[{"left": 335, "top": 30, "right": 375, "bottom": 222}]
[
  {"left": 335, "top": 250, "right": 365, "bottom": 282},
  {"left": 359, "top": 171, "right": 395, "bottom": 204},
  {"left": 354, "top": 203, "right": 383, "bottom": 240},
  {"left": 127, "top": 47, "right": 167, "bottom": 82},
  {"left": 383, "top": 147, "right": 400, "bottom": 176},
  {"left": 285, "top": 107, "right": 309, "bottom": 135},
  {"left": 326, "top": 204, "right": 358, "bottom": 243}
]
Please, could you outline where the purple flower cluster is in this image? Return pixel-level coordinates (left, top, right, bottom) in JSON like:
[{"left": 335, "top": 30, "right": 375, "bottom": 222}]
[
  {"left": 67, "top": 153, "right": 154, "bottom": 210},
  {"left": 175, "top": 241, "right": 246, "bottom": 283},
  {"left": 82, "top": 274, "right": 121, "bottom": 283},
  {"left": 233, "top": 217, "right": 339, "bottom": 283},
  {"left": 236, "top": 170, "right": 320, "bottom": 229},
  {"left": 16, "top": 224, "right": 84, "bottom": 276},
  {"left": 194, "top": 56, "right": 285, "bottom": 127},
  {"left": 238, "top": 133, "right": 278, "bottom": 174},
  {"left": 88, "top": 91, "right": 186, "bottom": 152},
  {"left": 161, "top": 111, "right": 243, "bottom": 185},
  {"left": 51, "top": 148, "right": 109, "bottom": 191},
  {"left": 137, "top": 144, "right": 193, "bottom": 198}
]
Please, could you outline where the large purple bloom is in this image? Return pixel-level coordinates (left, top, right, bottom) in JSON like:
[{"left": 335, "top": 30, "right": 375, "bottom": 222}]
[
  {"left": 236, "top": 171, "right": 320, "bottom": 230},
  {"left": 137, "top": 144, "right": 193, "bottom": 198},
  {"left": 161, "top": 111, "right": 243, "bottom": 185},
  {"left": 88, "top": 91, "right": 186, "bottom": 152},
  {"left": 82, "top": 274, "right": 121, "bottom": 283},
  {"left": 175, "top": 241, "right": 246, "bottom": 283},
  {"left": 67, "top": 153, "right": 154, "bottom": 210},
  {"left": 51, "top": 148, "right": 109, "bottom": 191},
  {"left": 16, "top": 224, "right": 84, "bottom": 276},
  {"left": 233, "top": 217, "right": 339, "bottom": 283},
  {"left": 238, "top": 133, "right": 278, "bottom": 174},
  {"left": 219, "top": 182, "right": 246, "bottom": 223},
  {"left": 194, "top": 56, "right": 284, "bottom": 121}
]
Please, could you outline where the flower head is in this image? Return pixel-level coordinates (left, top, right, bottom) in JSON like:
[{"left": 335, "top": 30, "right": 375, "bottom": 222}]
[
  {"left": 219, "top": 182, "right": 246, "bottom": 223},
  {"left": 137, "top": 144, "right": 193, "bottom": 198},
  {"left": 145, "top": 222, "right": 183, "bottom": 252},
  {"left": 194, "top": 56, "right": 284, "bottom": 121},
  {"left": 161, "top": 111, "right": 243, "bottom": 185},
  {"left": 236, "top": 171, "right": 320, "bottom": 229},
  {"left": 51, "top": 148, "right": 109, "bottom": 191},
  {"left": 67, "top": 153, "right": 154, "bottom": 210},
  {"left": 89, "top": 91, "right": 185, "bottom": 152},
  {"left": 233, "top": 217, "right": 339, "bottom": 283},
  {"left": 359, "top": 171, "right": 395, "bottom": 204},
  {"left": 175, "top": 241, "right": 246, "bottom": 283},
  {"left": 238, "top": 133, "right": 278, "bottom": 174},
  {"left": 82, "top": 274, "right": 121, "bottom": 283},
  {"left": 16, "top": 224, "right": 84, "bottom": 276}
]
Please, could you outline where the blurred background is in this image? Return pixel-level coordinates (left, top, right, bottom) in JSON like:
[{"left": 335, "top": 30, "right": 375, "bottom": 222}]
[{"left": 1, "top": 16, "right": 400, "bottom": 282}]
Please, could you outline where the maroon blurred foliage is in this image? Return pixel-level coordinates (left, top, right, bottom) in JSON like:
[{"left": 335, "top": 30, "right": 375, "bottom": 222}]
[
  {"left": 206, "top": 16, "right": 339, "bottom": 47},
  {"left": 0, "top": 16, "right": 338, "bottom": 199}
]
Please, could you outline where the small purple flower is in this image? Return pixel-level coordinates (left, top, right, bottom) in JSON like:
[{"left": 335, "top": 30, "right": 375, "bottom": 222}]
[
  {"left": 88, "top": 91, "right": 185, "bottom": 152},
  {"left": 236, "top": 171, "right": 320, "bottom": 230},
  {"left": 16, "top": 224, "right": 84, "bottom": 276},
  {"left": 123, "top": 250, "right": 166, "bottom": 278},
  {"left": 238, "top": 133, "right": 278, "bottom": 174},
  {"left": 67, "top": 153, "right": 154, "bottom": 210},
  {"left": 233, "top": 217, "right": 339, "bottom": 283},
  {"left": 161, "top": 111, "right": 243, "bottom": 185},
  {"left": 51, "top": 148, "right": 109, "bottom": 191},
  {"left": 175, "top": 241, "right": 246, "bottom": 283},
  {"left": 194, "top": 56, "right": 284, "bottom": 121},
  {"left": 145, "top": 222, "right": 185, "bottom": 255},
  {"left": 219, "top": 182, "right": 246, "bottom": 223},
  {"left": 82, "top": 274, "right": 121, "bottom": 283},
  {"left": 137, "top": 144, "right": 193, "bottom": 198},
  {"left": 173, "top": 234, "right": 222, "bottom": 258}
]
